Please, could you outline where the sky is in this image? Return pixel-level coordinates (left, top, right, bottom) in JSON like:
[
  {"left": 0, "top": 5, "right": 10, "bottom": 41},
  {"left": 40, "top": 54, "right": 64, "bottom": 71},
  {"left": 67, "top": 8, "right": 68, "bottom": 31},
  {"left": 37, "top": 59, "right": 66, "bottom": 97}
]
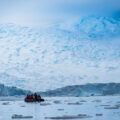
[{"left": 0, "top": 0, "right": 120, "bottom": 91}]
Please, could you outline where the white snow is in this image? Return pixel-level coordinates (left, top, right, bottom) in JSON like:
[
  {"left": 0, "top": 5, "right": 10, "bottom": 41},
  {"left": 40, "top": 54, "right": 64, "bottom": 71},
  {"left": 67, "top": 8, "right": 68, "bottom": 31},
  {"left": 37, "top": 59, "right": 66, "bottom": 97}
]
[{"left": 0, "top": 96, "right": 120, "bottom": 120}]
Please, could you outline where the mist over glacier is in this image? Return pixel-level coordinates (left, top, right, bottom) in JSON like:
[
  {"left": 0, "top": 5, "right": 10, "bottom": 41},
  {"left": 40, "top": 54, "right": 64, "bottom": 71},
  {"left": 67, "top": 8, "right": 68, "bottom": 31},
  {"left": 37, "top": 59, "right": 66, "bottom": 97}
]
[{"left": 0, "top": 0, "right": 120, "bottom": 91}]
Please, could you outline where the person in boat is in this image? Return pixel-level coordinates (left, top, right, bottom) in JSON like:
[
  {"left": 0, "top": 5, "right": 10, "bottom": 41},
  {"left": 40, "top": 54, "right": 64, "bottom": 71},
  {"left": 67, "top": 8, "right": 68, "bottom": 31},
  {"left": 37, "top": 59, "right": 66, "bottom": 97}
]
[
  {"left": 37, "top": 95, "right": 41, "bottom": 101},
  {"left": 30, "top": 95, "right": 34, "bottom": 99},
  {"left": 34, "top": 93, "right": 38, "bottom": 101},
  {"left": 26, "top": 94, "right": 30, "bottom": 99},
  {"left": 26, "top": 94, "right": 28, "bottom": 99}
]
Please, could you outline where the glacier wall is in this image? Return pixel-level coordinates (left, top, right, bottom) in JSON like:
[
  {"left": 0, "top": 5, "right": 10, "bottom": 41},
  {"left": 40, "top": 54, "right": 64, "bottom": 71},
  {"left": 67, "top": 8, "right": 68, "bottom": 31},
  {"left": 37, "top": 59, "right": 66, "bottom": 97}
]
[{"left": 0, "top": 0, "right": 120, "bottom": 91}]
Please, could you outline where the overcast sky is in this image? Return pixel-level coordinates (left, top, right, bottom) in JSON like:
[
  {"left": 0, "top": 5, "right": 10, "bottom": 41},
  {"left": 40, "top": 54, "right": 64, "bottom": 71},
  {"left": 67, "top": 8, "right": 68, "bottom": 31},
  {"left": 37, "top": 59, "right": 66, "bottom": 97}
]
[{"left": 0, "top": 0, "right": 120, "bottom": 26}]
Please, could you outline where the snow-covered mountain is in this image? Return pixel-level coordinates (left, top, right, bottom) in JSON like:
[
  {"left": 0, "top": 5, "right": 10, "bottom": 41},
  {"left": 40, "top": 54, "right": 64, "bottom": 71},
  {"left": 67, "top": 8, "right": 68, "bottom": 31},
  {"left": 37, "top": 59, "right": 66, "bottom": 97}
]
[
  {"left": 41, "top": 83, "right": 120, "bottom": 96},
  {"left": 0, "top": 83, "right": 31, "bottom": 96},
  {"left": 0, "top": 83, "right": 120, "bottom": 96}
]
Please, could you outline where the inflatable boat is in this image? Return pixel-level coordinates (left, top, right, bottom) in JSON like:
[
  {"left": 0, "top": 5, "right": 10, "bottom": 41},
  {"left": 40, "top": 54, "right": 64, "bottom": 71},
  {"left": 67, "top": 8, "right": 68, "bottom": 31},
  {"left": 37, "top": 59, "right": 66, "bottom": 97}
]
[{"left": 24, "top": 95, "right": 44, "bottom": 102}]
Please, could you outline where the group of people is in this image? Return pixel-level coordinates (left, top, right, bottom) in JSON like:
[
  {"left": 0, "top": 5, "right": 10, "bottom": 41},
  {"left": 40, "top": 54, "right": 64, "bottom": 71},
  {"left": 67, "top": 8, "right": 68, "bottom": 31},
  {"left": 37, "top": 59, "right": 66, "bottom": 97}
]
[{"left": 26, "top": 93, "right": 41, "bottom": 101}]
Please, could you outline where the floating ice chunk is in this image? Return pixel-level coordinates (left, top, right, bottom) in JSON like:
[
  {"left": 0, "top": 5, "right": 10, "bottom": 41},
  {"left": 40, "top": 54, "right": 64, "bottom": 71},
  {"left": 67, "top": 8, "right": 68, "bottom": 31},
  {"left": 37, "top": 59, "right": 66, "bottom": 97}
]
[
  {"left": 45, "top": 114, "right": 92, "bottom": 119},
  {"left": 12, "top": 114, "right": 33, "bottom": 119}
]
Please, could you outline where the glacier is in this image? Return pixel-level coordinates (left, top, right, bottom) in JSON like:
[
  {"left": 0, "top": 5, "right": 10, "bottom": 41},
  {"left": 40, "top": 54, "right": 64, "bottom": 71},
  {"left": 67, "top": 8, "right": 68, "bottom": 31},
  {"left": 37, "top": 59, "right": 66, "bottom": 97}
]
[
  {"left": 0, "top": 15, "right": 120, "bottom": 91},
  {"left": 0, "top": 0, "right": 120, "bottom": 91}
]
